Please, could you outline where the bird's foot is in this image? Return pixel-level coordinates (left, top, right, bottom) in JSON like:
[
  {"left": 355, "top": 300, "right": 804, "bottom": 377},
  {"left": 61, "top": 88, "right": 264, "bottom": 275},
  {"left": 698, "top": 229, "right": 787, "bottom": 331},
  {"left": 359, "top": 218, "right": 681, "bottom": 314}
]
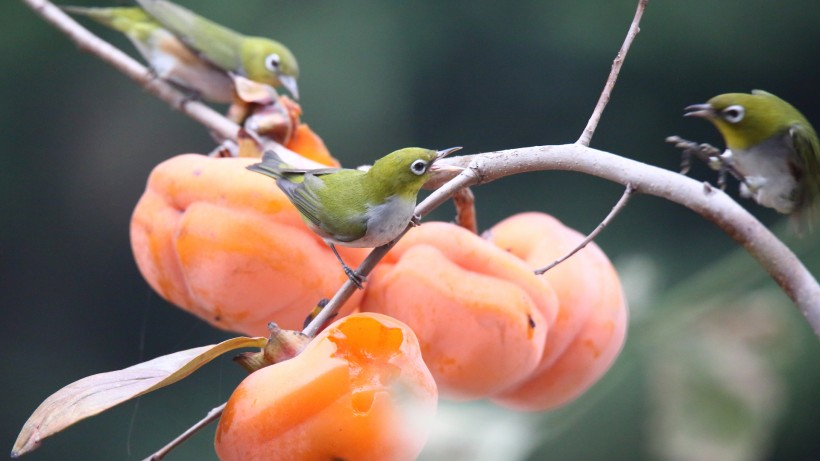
[
  {"left": 666, "top": 136, "right": 749, "bottom": 191},
  {"left": 410, "top": 213, "right": 422, "bottom": 227},
  {"left": 666, "top": 136, "right": 723, "bottom": 174},
  {"left": 343, "top": 265, "right": 366, "bottom": 289}
]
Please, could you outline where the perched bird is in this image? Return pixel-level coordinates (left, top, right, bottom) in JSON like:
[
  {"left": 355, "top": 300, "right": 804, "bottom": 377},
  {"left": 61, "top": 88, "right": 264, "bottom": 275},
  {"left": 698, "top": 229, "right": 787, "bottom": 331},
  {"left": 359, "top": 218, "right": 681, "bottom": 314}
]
[
  {"left": 134, "top": 0, "right": 300, "bottom": 99},
  {"left": 684, "top": 90, "right": 820, "bottom": 219},
  {"left": 247, "top": 147, "right": 463, "bottom": 287},
  {"left": 63, "top": 6, "right": 234, "bottom": 103}
]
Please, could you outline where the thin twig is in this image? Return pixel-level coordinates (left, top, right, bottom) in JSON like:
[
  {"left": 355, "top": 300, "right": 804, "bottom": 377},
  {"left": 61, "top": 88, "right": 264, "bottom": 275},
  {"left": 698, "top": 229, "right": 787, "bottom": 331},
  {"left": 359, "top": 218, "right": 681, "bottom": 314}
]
[
  {"left": 577, "top": 0, "right": 648, "bottom": 146},
  {"left": 142, "top": 403, "right": 226, "bottom": 461},
  {"left": 534, "top": 184, "right": 636, "bottom": 275}
]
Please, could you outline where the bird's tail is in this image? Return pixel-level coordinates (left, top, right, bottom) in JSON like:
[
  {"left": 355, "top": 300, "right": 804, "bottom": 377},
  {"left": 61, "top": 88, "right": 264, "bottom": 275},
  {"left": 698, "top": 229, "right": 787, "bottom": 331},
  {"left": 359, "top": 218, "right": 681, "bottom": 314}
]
[
  {"left": 61, "top": 6, "right": 153, "bottom": 34},
  {"left": 246, "top": 150, "right": 287, "bottom": 180}
]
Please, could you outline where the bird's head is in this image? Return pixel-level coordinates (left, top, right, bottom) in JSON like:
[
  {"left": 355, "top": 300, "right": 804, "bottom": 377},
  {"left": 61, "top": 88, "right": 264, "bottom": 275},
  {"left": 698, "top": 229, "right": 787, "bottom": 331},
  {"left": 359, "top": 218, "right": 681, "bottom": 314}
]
[
  {"left": 368, "top": 147, "right": 462, "bottom": 199},
  {"left": 242, "top": 38, "right": 300, "bottom": 99},
  {"left": 685, "top": 90, "right": 802, "bottom": 150}
]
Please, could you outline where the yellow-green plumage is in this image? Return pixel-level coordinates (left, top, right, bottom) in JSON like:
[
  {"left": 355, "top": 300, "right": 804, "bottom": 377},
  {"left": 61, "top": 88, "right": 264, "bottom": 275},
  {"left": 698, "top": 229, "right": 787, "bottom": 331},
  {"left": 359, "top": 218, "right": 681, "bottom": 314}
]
[
  {"left": 134, "top": 0, "right": 300, "bottom": 99},
  {"left": 685, "top": 90, "right": 820, "bottom": 219},
  {"left": 63, "top": 5, "right": 234, "bottom": 103}
]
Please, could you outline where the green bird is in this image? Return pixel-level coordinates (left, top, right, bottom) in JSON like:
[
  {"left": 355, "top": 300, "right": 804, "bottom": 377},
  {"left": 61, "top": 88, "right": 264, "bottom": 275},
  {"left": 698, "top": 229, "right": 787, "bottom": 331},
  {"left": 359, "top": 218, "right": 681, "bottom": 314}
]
[
  {"left": 247, "top": 147, "right": 463, "bottom": 287},
  {"left": 685, "top": 90, "right": 820, "bottom": 219},
  {"left": 135, "top": 0, "right": 300, "bottom": 99},
  {"left": 63, "top": 6, "right": 235, "bottom": 103}
]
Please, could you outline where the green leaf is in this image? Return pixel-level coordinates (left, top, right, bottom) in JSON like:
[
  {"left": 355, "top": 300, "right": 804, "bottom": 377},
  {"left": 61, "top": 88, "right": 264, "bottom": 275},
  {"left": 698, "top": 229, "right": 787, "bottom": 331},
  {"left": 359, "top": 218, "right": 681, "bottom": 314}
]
[{"left": 11, "top": 336, "right": 266, "bottom": 457}]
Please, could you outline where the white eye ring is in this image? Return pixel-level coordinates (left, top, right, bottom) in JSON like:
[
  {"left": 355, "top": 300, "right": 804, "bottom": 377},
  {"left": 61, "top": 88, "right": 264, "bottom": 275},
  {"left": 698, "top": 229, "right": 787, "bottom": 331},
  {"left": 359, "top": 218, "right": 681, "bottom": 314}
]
[
  {"left": 721, "top": 105, "right": 745, "bottom": 124},
  {"left": 265, "top": 53, "right": 281, "bottom": 72},
  {"left": 410, "top": 159, "right": 428, "bottom": 175}
]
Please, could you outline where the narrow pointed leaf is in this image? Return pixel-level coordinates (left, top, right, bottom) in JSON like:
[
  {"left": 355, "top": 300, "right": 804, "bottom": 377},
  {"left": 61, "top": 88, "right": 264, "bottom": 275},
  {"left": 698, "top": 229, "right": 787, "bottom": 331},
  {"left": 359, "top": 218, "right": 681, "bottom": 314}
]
[{"left": 12, "top": 336, "right": 266, "bottom": 457}]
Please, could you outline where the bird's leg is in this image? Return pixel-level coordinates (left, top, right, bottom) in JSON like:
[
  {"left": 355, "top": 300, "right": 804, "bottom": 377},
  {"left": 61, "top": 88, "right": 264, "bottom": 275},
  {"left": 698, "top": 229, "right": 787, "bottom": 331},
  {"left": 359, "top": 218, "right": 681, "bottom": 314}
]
[
  {"left": 666, "top": 136, "right": 745, "bottom": 191},
  {"left": 666, "top": 136, "right": 721, "bottom": 173},
  {"left": 680, "top": 148, "right": 693, "bottom": 175},
  {"left": 330, "top": 243, "right": 365, "bottom": 289},
  {"left": 179, "top": 88, "right": 203, "bottom": 106}
]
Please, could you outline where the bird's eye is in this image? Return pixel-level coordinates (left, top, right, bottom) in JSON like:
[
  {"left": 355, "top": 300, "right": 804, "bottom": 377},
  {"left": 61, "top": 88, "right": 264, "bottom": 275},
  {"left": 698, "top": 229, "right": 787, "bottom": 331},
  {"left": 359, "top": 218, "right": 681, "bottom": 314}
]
[
  {"left": 265, "top": 53, "right": 281, "bottom": 72},
  {"left": 721, "top": 105, "right": 745, "bottom": 124},
  {"left": 410, "top": 159, "right": 428, "bottom": 175}
]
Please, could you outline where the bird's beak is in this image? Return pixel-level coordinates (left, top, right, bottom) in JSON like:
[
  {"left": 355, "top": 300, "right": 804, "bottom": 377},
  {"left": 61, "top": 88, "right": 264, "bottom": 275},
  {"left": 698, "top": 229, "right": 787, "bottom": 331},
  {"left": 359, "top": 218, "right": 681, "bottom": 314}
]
[
  {"left": 278, "top": 74, "right": 299, "bottom": 100},
  {"left": 684, "top": 103, "right": 715, "bottom": 118},
  {"left": 431, "top": 146, "right": 464, "bottom": 172},
  {"left": 435, "top": 146, "right": 463, "bottom": 160}
]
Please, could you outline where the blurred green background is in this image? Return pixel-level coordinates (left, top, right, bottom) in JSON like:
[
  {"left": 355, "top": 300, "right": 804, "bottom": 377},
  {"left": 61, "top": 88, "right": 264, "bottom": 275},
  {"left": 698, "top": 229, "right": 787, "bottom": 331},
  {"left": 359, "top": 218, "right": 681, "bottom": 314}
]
[{"left": 3, "top": 0, "right": 819, "bottom": 460}]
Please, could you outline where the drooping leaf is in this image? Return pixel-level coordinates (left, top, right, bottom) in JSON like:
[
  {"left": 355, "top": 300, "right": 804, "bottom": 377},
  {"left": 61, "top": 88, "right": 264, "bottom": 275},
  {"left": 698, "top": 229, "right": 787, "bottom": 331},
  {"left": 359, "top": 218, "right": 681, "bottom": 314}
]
[{"left": 12, "top": 336, "right": 266, "bottom": 457}]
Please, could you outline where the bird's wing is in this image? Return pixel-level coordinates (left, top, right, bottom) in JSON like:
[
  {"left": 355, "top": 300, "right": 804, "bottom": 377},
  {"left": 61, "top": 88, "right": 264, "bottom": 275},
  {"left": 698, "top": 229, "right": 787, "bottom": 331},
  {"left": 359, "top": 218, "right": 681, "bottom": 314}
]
[
  {"left": 284, "top": 173, "right": 367, "bottom": 243},
  {"left": 135, "top": 0, "right": 244, "bottom": 72},
  {"left": 276, "top": 175, "right": 323, "bottom": 228},
  {"left": 790, "top": 123, "right": 820, "bottom": 218}
]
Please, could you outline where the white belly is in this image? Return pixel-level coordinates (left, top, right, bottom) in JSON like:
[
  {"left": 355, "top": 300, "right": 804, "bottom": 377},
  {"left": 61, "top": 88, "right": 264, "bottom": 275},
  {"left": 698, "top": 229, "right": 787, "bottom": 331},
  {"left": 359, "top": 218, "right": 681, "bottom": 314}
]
[
  {"left": 347, "top": 195, "right": 415, "bottom": 248},
  {"left": 729, "top": 136, "right": 799, "bottom": 213}
]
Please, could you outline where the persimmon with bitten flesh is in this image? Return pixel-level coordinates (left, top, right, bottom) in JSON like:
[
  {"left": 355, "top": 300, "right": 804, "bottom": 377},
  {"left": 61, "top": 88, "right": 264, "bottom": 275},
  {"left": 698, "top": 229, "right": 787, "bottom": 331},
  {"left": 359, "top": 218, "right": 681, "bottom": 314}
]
[{"left": 215, "top": 313, "right": 437, "bottom": 461}]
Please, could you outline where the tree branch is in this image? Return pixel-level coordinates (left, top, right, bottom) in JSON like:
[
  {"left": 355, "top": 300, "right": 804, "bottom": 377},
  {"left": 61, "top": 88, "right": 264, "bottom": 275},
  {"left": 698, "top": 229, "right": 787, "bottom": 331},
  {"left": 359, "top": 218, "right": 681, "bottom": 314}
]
[
  {"left": 577, "top": 0, "right": 648, "bottom": 146},
  {"left": 436, "top": 146, "right": 820, "bottom": 333},
  {"left": 20, "top": 0, "right": 239, "bottom": 141}
]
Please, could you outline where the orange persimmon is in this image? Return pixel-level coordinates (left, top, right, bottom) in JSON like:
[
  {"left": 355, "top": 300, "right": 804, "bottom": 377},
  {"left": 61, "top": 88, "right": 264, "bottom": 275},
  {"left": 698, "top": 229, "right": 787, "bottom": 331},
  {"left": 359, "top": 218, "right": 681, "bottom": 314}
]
[
  {"left": 286, "top": 124, "right": 337, "bottom": 167},
  {"left": 215, "top": 313, "right": 437, "bottom": 461},
  {"left": 130, "top": 152, "right": 367, "bottom": 336},
  {"left": 487, "top": 212, "right": 628, "bottom": 411},
  {"left": 361, "top": 222, "right": 558, "bottom": 400}
]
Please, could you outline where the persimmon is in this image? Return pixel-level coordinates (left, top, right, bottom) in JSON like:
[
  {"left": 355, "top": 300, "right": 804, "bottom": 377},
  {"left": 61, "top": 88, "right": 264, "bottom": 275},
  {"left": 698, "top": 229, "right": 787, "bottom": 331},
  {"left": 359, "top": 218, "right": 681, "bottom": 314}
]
[
  {"left": 215, "top": 313, "right": 437, "bottom": 461},
  {"left": 487, "top": 212, "right": 628, "bottom": 411},
  {"left": 285, "top": 124, "right": 337, "bottom": 167},
  {"left": 361, "top": 222, "right": 558, "bottom": 400},
  {"left": 130, "top": 149, "right": 367, "bottom": 336}
]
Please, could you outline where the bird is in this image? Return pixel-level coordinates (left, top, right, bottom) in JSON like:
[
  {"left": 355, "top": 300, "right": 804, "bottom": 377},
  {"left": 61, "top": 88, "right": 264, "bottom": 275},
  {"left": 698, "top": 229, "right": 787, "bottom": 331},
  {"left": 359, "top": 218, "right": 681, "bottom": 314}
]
[
  {"left": 684, "top": 90, "right": 820, "bottom": 221},
  {"left": 247, "top": 147, "right": 463, "bottom": 287},
  {"left": 63, "top": 6, "right": 235, "bottom": 103},
  {"left": 134, "top": 0, "right": 300, "bottom": 100}
]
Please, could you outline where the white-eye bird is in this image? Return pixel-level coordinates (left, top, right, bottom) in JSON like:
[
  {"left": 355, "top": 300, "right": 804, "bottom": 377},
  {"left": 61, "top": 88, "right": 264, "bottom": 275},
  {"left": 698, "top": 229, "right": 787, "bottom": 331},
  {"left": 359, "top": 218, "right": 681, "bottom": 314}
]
[
  {"left": 247, "top": 147, "right": 463, "bottom": 287},
  {"left": 63, "top": 6, "right": 235, "bottom": 103},
  {"left": 685, "top": 90, "right": 820, "bottom": 219},
  {"left": 134, "top": 0, "right": 300, "bottom": 99}
]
